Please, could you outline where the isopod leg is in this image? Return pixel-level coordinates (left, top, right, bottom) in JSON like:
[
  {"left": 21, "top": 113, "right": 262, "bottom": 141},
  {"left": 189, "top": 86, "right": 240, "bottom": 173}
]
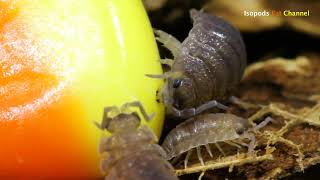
[
  {"left": 205, "top": 144, "right": 213, "bottom": 157},
  {"left": 121, "top": 101, "right": 155, "bottom": 121},
  {"left": 170, "top": 106, "right": 197, "bottom": 118},
  {"left": 196, "top": 100, "right": 229, "bottom": 113},
  {"left": 160, "top": 58, "right": 174, "bottom": 68},
  {"left": 184, "top": 149, "right": 193, "bottom": 169},
  {"left": 171, "top": 100, "right": 229, "bottom": 118},
  {"left": 229, "top": 96, "right": 260, "bottom": 110},
  {"left": 145, "top": 71, "right": 182, "bottom": 79},
  {"left": 242, "top": 132, "right": 256, "bottom": 154},
  {"left": 252, "top": 116, "right": 275, "bottom": 132},
  {"left": 196, "top": 147, "right": 205, "bottom": 166},
  {"left": 96, "top": 106, "right": 120, "bottom": 129},
  {"left": 225, "top": 141, "right": 242, "bottom": 149},
  {"left": 231, "top": 140, "right": 248, "bottom": 147},
  {"left": 248, "top": 134, "right": 256, "bottom": 153},
  {"left": 214, "top": 143, "right": 226, "bottom": 156},
  {"left": 154, "top": 29, "right": 182, "bottom": 58}
]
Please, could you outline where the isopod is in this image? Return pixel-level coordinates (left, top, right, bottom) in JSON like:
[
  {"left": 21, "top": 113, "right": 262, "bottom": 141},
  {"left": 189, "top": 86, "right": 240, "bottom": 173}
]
[
  {"left": 96, "top": 101, "right": 178, "bottom": 180},
  {"left": 162, "top": 113, "right": 271, "bottom": 167},
  {"left": 148, "top": 9, "right": 247, "bottom": 118}
]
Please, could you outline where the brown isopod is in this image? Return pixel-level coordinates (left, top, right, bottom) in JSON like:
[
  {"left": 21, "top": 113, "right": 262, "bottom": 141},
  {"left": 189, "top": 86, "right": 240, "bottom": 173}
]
[
  {"left": 96, "top": 101, "right": 178, "bottom": 180},
  {"left": 161, "top": 113, "right": 272, "bottom": 168},
  {"left": 147, "top": 9, "right": 247, "bottom": 118}
]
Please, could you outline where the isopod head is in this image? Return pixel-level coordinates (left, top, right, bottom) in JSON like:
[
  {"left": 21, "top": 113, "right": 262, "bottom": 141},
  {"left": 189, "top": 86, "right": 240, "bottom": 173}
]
[
  {"left": 106, "top": 113, "right": 140, "bottom": 133},
  {"left": 168, "top": 75, "right": 197, "bottom": 109},
  {"left": 232, "top": 115, "right": 250, "bottom": 134}
]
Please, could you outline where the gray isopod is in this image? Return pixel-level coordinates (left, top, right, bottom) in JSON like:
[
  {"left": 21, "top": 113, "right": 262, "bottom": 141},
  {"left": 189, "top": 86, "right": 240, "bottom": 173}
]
[
  {"left": 96, "top": 101, "right": 178, "bottom": 180},
  {"left": 148, "top": 9, "right": 247, "bottom": 118},
  {"left": 162, "top": 113, "right": 271, "bottom": 167}
]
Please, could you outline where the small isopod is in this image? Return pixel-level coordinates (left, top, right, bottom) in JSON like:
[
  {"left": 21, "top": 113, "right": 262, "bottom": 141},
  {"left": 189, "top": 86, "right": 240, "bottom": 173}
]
[
  {"left": 148, "top": 9, "right": 247, "bottom": 118},
  {"left": 96, "top": 101, "right": 178, "bottom": 180},
  {"left": 161, "top": 113, "right": 271, "bottom": 167}
]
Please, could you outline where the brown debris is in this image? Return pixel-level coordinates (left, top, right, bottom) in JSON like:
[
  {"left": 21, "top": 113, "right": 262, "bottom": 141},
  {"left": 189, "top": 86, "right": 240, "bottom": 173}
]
[
  {"left": 143, "top": 0, "right": 167, "bottom": 11},
  {"left": 244, "top": 56, "right": 320, "bottom": 100}
]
